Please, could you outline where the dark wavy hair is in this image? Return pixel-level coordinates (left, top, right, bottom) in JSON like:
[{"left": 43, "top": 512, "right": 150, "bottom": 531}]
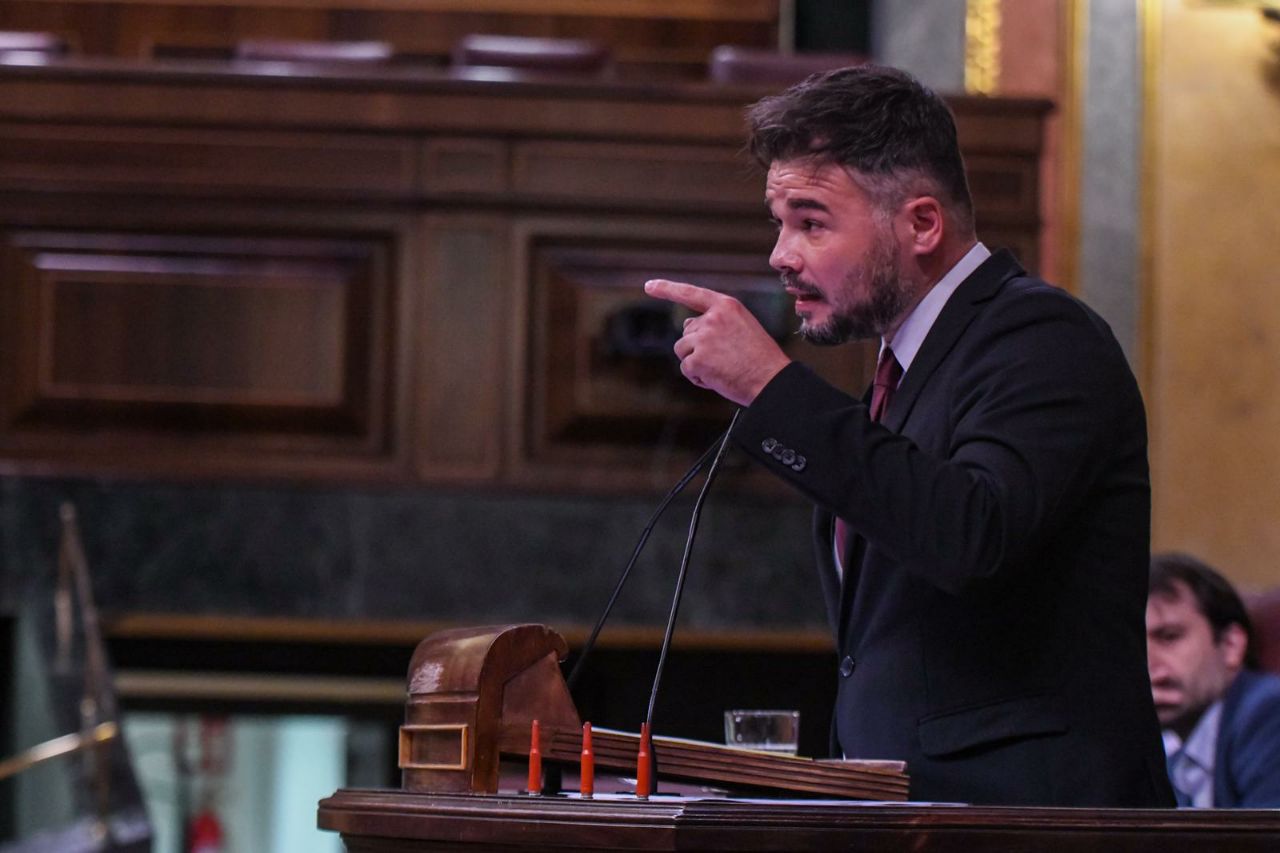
[
  {"left": 747, "top": 64, "right": 975, "bottom": 236},
  {"left": 1150, "top": 551, "right": 1259, "bottom": 670}
]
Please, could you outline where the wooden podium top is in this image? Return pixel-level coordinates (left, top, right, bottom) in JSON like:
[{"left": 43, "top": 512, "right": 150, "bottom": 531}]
[{"left": 318, "top": 788, "right": 1280, "bottom": 852}]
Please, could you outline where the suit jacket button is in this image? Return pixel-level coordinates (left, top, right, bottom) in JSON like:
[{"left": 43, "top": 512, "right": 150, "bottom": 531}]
[
  {"left": 780, "top": 448, "right": 796, "bottom": 465},
  {"left": 791, "top": 455, "right": 807, "bottom": 472},
  {"left": 761, "top": 438, "right": 778, "bottom": 453},
  {"left": 839, "top": 656, "right": 856, "bottom": 677}
]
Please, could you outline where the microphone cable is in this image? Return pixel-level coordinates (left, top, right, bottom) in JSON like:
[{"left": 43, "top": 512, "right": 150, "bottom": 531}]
[{"left": 565, "top": 424, "right": 730, "bottom": 693}]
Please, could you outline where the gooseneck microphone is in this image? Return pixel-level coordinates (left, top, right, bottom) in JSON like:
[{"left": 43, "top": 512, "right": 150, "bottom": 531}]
[
  {"left": 565, "top": 422, "right": 731, "bottom": 693},
  {"left": 644, "top": 408, "right": 741, "bottom": 731}
]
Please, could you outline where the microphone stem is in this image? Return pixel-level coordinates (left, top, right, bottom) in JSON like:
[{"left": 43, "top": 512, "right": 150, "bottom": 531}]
[
  {"left": 566, "top": 436, "right": 722, "bottom": 693},
  {"left": 645, "top": 408, "right": 741, "bottom": 730}
]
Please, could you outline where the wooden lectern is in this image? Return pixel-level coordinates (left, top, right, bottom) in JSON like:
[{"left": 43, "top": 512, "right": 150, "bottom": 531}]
[
  {"left": 399, "top": 624, "right": 581, "bottom": 794},
  {"left": 397, "top": 623, "right": 908, "bottom": 800},
  {"left": 319, "top": 791, "right": 1280, "bottom": 852},
  {"left": 320, "top": 624, "right": 1280, "bottom": 852}
]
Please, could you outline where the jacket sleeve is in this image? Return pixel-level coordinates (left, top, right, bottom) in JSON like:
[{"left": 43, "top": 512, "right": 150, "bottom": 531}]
[
  {"left": 1224, "top": 675, "right": 1280, "bottom": 807},
  {"left": 732, "top": 287, "right": 1146, "bottom": 595}
]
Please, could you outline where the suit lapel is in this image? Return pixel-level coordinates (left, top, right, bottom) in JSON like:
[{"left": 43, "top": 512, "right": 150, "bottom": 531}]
[
  {"left": 836, "top": 251, "right": 1025, "bottom": 647},
  {"left": 882, "top": 249, "right": 1024, "bottom": 433}
]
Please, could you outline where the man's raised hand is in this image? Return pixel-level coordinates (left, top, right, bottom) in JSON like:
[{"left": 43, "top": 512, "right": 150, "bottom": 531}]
[{"left": 644, "top": 279, "right": 791, "bottom": 407}]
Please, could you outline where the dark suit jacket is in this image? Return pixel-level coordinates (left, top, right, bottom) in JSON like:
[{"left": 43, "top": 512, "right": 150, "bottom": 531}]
[
  {"left": 735, "top": 250, "right": 1174, "bottom": 806},
  {"left": 1214, "top": 669, "right": 1280, "bottom": 807}
]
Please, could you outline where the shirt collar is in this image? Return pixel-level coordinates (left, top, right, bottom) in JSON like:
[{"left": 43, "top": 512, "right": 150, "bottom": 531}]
[
  {"left": 1180, "top": 700, "right": 1223, "bottom": 773},
  {"left": 882, "top": 242, "right": 990, "bottom": 374},
  {"left": 1166, "top": 700, "right": 1223, "bottom": 808}
]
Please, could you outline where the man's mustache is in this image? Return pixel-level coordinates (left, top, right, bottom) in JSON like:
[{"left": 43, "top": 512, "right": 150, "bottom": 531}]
[{"left": 781, "top": 273, "right": 822, "bottom": 298}]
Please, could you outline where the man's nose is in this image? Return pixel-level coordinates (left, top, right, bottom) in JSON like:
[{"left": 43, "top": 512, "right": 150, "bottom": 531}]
[
  {"left": 769, "top": 234, "right": 799, "bottom": 273},
  {"left": 1147, "top": 643, "right": 1167, "bottom": 678}
]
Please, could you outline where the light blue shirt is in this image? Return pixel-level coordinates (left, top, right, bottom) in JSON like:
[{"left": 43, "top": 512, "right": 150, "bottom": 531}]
[
  {"left": 1164, "top": 701, "right": 1223, "bottom": 808},
  {"left": 883, "top": 241, "right": 991, "bottom": 372}
]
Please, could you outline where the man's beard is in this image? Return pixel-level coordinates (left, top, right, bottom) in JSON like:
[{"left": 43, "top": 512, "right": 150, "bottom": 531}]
[{"left": 791, "top": 229, "right": 909, "bottom": 346}]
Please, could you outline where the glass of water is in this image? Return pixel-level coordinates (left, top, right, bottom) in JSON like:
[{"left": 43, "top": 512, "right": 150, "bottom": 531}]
[{"left": 723, "top": 709, "right": 800, "bottom": 755}]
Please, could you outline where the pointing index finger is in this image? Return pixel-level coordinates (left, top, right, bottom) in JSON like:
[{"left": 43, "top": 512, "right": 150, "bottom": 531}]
[{"left": 645, "top": 279, "right": 719, "bottom": 314}]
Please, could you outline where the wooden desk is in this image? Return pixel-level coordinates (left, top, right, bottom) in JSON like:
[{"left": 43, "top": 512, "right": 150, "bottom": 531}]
[{"left": 318, "top": 789, "right": 1280, "bottom": 852}]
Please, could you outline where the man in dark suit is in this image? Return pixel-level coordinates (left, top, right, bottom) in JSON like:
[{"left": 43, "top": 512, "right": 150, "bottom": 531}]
[
  {"left": 645, "top": 64, "right": 1172, "bottom": 806},
  {"left": 1148, "top": 552, "right": 1280, "bottom": 807}
]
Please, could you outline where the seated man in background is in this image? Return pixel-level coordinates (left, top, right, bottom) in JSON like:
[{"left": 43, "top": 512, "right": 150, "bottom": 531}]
[{"left": 1148, "top": 552, "right": 1280, "bottom": 807}]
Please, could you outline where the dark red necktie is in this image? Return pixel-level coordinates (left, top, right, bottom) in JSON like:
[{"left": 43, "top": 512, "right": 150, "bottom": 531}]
[
  {"left": 867, "top": 347, "right": 903, "bottom": 424},
  {"left": 835, "top": 347, "right": 903, "bottom": 568}
]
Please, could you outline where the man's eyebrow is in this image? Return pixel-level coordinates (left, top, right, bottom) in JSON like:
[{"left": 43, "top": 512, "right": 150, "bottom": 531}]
[
  {"left": 789, "top": 198, "right": 830, "bottom": 212},
  {"left": 763, "top": 198, "right": 831, "bottom": 214}
]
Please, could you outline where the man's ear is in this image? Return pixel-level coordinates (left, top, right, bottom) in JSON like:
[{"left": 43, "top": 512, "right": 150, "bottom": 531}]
[
  {"left": 899, "top": 196, "right": 945, "bottom": 255},
  {"left": 1218, "top": 622, "right": 1249, "bottom": 671}
]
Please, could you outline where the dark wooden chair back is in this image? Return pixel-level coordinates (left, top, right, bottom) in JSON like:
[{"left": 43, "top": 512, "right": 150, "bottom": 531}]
[
  {"left": 0, "top": 31, "right": 69, "bottom": 57},
  {"left": 707, "top": 45, "right": 868, "bottom": 86},
  {"left": 1247, "top": 588, "right": 1280, "bottom": 673},
  {"left": 234, "top": 39, "right": 394, "bottom": 63},
  {"left": 451, "top": 34, "right": 612, "bottom": 76}
]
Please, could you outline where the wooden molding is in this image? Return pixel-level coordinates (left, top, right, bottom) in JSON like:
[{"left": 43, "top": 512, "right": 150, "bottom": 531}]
[
  {"left": 102, "top": 612, "right": 835, "bottom": 652},
  {"left": 114, "top": 669, "right": 406, "bottom": 704},
  {"left": 14, "top": 0, "right": 779, "bottom": 21}
]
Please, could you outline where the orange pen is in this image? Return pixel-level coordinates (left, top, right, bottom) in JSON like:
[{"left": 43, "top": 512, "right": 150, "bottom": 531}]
[
  {"left": 635, "top": 722, "right": 651, "bottom": 799},
  {"left": 580, "top": 722, "right": 595, "bottom": 799},
  {"left": 526, "top": 719, "right": 542, "bottom": 795}
]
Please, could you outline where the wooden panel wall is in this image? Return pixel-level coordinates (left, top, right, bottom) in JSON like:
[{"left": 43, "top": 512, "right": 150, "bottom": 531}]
[
  {"left": 0, "top": 212, "right": 413, "bottom": 480},
  {"left": 0, "top": 60, "right": 1049, "bottom": 491},
  {"left": 414, "top": 216, "right": 508, "bottom": 483}
]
